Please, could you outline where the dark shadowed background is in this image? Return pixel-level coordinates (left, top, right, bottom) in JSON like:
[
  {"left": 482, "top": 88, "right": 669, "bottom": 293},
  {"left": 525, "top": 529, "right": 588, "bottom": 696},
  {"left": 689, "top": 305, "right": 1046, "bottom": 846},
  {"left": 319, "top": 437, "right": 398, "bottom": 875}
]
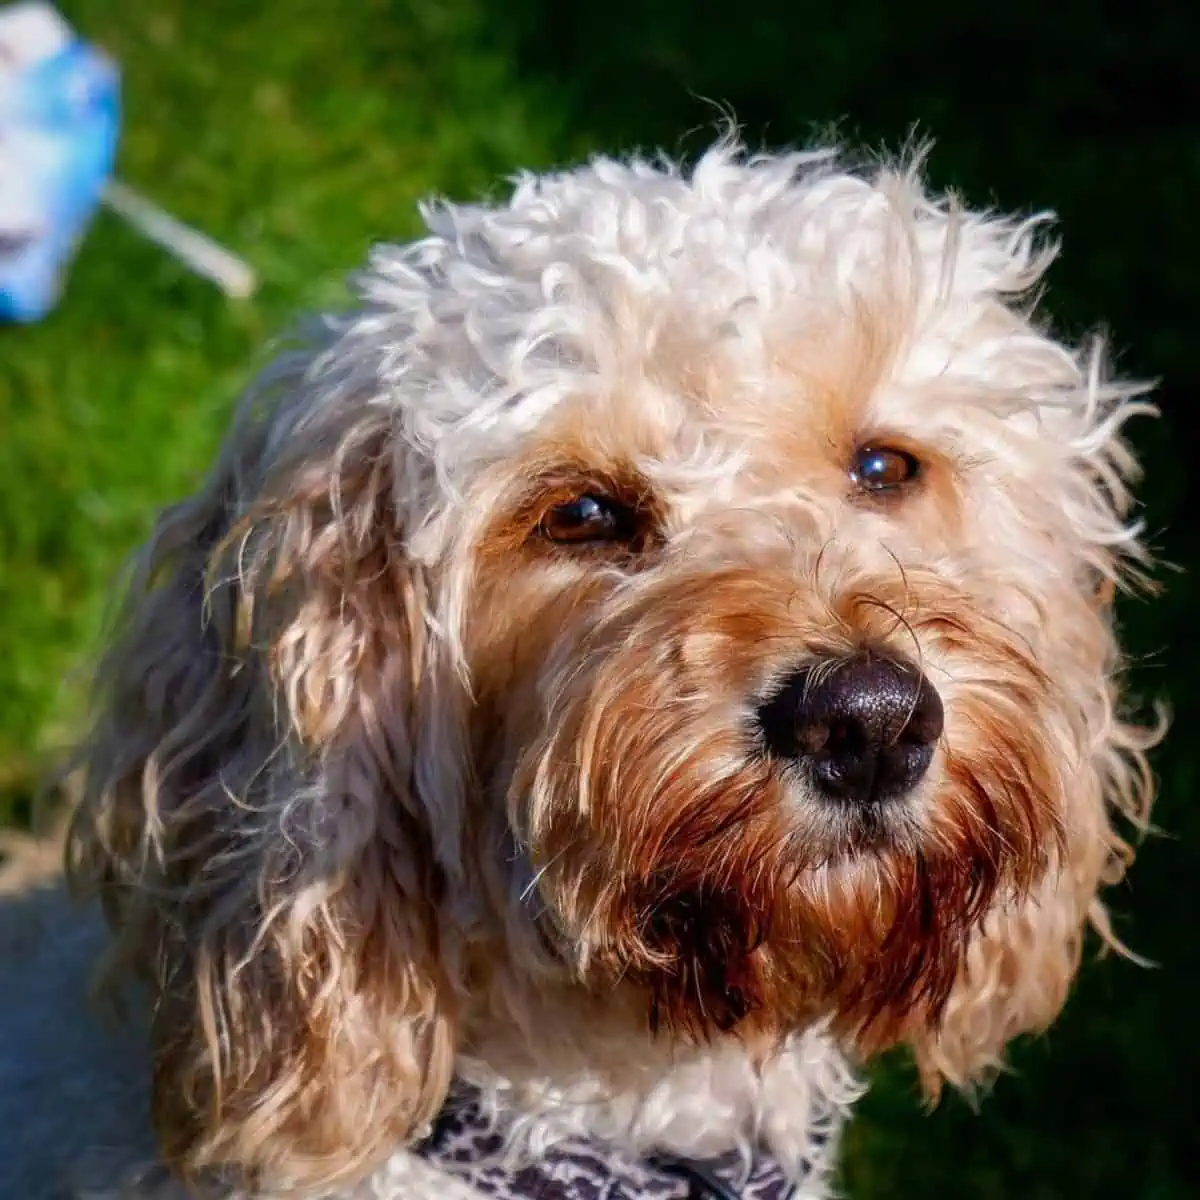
[{"left": 1, "top": 2, "right": 1196, "bottom": 1195}]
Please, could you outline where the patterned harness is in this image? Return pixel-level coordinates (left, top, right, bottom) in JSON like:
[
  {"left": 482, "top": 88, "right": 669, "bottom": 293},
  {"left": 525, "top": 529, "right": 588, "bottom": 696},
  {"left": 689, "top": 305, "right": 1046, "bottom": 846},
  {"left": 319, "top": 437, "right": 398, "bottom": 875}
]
[{"left": 415, "top": 1089, "right": 812, "bottom": 1200}]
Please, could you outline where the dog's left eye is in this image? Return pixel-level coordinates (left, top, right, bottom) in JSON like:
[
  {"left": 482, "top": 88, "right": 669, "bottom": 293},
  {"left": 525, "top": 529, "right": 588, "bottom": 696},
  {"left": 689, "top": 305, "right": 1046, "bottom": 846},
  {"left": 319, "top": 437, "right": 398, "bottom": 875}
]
[
  {"left": 850, "top": 445, "right": 921, "bottom": 492},
  {"left": 539, "top": 494, "right": 639, "bottom": 545}
]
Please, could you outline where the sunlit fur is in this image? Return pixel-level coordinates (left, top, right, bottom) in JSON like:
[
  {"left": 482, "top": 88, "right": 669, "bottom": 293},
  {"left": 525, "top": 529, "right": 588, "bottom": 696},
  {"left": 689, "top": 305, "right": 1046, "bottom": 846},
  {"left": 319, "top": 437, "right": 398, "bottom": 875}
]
[{"left": 62, "top": 137, "right": 1160, "bottom": 1197}]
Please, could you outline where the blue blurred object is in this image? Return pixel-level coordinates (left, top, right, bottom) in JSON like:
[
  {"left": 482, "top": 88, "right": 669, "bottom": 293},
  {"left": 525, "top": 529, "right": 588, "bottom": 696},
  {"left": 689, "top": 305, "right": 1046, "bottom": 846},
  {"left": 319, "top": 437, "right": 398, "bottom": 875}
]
[{"left": 0, "top": 3, "right": 120, "bottom": 323}]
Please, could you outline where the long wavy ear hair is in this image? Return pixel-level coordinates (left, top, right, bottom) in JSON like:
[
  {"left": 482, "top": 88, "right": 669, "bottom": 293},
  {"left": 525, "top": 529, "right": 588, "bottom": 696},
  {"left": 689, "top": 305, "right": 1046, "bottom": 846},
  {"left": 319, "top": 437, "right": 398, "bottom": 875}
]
[
  {"left": 66, "top": 330, "right": 459, "bottom": 1192},
  {"left": 907, "top": 347, "right": 1163, "bottom": 1095}
]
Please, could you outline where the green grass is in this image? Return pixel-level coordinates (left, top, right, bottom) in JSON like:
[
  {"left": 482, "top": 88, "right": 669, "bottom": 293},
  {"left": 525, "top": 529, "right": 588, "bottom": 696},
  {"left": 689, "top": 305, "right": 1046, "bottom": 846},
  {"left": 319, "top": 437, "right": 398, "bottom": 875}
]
[
  {"left": 2, "top": 2, "right": 1195, "bottom": 1197},
  {"left": 0, "top": 0, "right": 579, "bottom": 797}
]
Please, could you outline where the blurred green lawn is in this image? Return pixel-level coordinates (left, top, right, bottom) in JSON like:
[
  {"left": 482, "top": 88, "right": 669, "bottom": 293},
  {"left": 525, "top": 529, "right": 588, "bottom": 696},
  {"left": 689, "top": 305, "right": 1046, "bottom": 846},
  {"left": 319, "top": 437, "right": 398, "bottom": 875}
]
[
  {"left": 2, "top": 2, "right": 1196, "bottom": 1197},
  {"left": 0, "top": 0, "right": 578, "bottom": 803}
]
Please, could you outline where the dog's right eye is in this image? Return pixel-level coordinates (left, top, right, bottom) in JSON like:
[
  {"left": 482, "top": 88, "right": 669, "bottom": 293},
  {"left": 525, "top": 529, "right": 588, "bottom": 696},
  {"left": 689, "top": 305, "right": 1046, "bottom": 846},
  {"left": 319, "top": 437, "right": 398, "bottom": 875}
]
[{"left": 539, "top": 494, "right": 639, "bottom": 545}]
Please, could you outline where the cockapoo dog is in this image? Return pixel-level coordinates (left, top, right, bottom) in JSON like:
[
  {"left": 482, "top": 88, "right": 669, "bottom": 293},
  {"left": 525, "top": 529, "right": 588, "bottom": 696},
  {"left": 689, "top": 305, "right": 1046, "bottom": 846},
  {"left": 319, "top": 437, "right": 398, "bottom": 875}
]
[{"left": 0, "top": 138, "right": 1161, "bottom": 1199}]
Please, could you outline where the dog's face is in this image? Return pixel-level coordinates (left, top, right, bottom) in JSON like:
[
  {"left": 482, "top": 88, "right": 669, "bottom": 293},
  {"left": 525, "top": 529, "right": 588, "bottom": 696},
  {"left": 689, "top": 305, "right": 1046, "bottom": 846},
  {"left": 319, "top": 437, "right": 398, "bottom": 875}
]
[
  {"left": 456, "top": 289, "right": 1116, "bottom": 1054},
  {"left": 429, "top": 159, "right": 1153, "bottom": 1059},
  {"left": 72, "top": 143, "right": 1158, "bottom": 1188},
  {"left": 469, "top": 368, "right": 1061, "bottom": 1052}
]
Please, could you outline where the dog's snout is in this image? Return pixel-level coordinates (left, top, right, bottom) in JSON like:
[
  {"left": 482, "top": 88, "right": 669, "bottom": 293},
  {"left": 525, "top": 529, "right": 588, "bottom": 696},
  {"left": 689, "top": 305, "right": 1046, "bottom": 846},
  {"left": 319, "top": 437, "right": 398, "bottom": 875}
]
[{"left": 757, "top": 653, "right": 944, "bottom": 804}]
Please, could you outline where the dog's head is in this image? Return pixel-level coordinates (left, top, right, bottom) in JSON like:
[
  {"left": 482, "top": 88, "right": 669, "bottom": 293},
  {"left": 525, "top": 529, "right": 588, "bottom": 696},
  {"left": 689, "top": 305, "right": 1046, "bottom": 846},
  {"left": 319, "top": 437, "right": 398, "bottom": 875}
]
[{"left": 70, "top": 141, "right": 1159, "bottom": 1189}]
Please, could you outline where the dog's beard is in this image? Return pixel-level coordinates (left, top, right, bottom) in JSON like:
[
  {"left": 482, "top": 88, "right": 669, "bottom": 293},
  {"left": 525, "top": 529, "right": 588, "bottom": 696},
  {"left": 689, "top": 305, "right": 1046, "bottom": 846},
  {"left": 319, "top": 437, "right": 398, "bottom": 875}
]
[{"left": 510, "top": 567, "right": 1066, "bottom": 1052}]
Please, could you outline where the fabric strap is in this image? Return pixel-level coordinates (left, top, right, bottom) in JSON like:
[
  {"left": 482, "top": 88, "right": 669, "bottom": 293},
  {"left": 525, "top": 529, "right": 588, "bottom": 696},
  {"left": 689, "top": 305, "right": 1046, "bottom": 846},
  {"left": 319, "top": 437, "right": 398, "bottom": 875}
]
[{"left": 415, "top": 1090, "right": 806, "bottom": 1200}]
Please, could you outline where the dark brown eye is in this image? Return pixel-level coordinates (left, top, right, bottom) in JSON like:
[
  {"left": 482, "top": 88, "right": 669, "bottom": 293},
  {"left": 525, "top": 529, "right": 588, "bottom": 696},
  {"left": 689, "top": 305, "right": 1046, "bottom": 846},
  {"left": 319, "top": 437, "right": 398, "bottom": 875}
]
[
  {"left": 539, "top": 494, "right": 639, "bottom": 545},
  {"left": 850, "top": 445, "right": 921, "bottom": 493}
]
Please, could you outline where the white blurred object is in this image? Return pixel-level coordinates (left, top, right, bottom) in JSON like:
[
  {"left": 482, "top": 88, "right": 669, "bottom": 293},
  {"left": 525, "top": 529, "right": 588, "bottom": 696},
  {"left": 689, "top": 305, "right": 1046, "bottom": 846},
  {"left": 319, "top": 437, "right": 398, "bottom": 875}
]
[
  {"left": 0, "top": 0, "right": 68, "bottom": 64},
  {"left": 0, "top": 2, "right": 256, "bottom": 319},
  {"left": 102, "top": 180, "right": 257, "bottom": 300}
]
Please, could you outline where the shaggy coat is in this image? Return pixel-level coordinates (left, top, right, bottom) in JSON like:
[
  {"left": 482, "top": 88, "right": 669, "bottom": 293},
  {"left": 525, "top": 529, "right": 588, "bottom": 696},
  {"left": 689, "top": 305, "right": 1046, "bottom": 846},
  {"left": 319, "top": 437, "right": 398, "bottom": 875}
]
[{"left": 0, "top": 138, "right": 1158, "bottom": 1199}]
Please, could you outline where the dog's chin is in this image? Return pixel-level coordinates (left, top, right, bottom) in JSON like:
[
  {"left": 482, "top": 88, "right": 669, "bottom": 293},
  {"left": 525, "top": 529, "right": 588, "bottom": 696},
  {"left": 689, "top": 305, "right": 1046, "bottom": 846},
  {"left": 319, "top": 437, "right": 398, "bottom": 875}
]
[
  {"left": 522, "top": 678, "right": 1060, "bottom": 1057},
  {"left": 537, "top": 779, "right": 1017, "bottom": 1057}
]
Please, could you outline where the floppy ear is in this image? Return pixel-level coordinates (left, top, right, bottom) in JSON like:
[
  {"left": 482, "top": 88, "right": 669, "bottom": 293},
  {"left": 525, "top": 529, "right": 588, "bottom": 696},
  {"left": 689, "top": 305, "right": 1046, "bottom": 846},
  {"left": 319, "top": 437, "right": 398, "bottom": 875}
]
[
  {"left": 909, "top": 578, "right": 1158, "bottom": 1095},
  {"left": 68, "top": 368, "right": 458, "bottom": 1191}
]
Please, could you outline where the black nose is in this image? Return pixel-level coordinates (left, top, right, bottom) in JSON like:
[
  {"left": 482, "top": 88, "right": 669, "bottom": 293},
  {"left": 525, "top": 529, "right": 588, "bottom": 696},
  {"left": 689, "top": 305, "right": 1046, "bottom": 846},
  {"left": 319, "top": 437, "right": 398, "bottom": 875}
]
[{"left": 756, "top": 653, "right": 944, "bottom": 804}]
